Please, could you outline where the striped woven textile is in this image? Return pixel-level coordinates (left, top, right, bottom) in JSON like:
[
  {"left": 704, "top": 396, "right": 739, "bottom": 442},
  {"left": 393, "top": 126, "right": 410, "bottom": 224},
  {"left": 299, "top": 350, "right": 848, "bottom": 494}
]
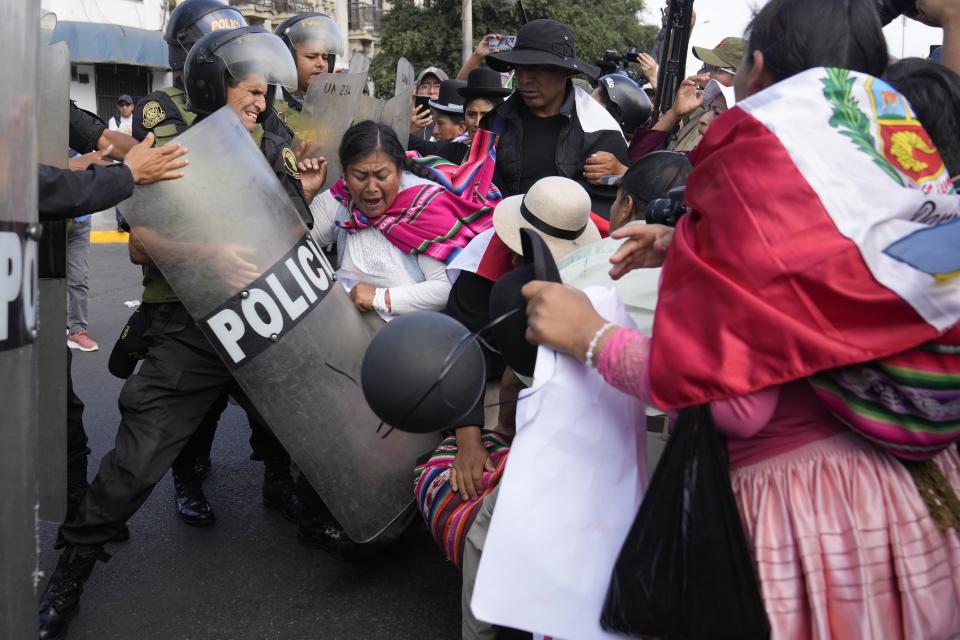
[
  {"left": 408, "top": 129, "right": 502, "bottom": 204},
  {"left": 414, "top": 430, "right": 511, "bottom": 568},
  {"left": 809, "top": 329, "right": 960, "bottom": 460}
]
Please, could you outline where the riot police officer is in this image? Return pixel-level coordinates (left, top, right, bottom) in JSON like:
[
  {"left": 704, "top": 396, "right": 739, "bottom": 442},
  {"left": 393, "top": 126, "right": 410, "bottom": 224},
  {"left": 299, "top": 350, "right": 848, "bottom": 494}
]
[
  {"left": 129, "top": 0, "right": 304, "bottom": 528},
  {"left": 133, "top": 0, "right": 245, "bottom": 146},
  {"left": 272, "top": 12, "right": 344, "bottom": 134},
  {"left": 37, "top": 27, "right": 325, "bottom": 640}
]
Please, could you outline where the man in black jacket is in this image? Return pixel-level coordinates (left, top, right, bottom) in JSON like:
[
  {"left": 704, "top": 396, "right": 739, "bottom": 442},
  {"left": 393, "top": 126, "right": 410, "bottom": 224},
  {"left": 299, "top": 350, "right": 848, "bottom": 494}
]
[{"left": 484, "top": 19, "right": 629, "bottom": 219}]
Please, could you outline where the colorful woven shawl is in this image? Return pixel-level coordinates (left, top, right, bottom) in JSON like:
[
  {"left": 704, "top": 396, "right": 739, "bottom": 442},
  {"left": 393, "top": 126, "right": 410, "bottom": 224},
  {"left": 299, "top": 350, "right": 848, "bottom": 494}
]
[
  {"left": 332, "top": 129, "right": 500, "bottom": 265},
  {"left": 809, "top": 326, "right": 960, "bottom": 460},
  {"left": 414, "top": 429, "right": 510, "bottom": 568}
]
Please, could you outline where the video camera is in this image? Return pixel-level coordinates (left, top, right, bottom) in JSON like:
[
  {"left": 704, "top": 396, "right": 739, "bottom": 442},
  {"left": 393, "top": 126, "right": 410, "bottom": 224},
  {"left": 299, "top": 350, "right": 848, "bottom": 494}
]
[
  {"left": 596, "top": 48, "right": 648, "bottom": 86},
  {"left": 645, "top": 186, "right": 689, "bottom": 227},
  {"left": 875, "top": 0, "right": 918, "bottom": 25}
]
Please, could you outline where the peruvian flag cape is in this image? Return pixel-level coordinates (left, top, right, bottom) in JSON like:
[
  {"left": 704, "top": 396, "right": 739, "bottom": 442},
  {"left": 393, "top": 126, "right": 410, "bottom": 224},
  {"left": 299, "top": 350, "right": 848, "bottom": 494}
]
[{"left": 649, "top": 67, "right": 960, "bottom": 410}]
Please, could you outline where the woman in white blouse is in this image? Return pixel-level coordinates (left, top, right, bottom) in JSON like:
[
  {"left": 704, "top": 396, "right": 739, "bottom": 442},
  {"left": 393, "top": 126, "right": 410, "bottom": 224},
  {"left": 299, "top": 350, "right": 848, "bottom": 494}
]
[{"left": 312, "top": 121, "right": 493, "bottom": 318}]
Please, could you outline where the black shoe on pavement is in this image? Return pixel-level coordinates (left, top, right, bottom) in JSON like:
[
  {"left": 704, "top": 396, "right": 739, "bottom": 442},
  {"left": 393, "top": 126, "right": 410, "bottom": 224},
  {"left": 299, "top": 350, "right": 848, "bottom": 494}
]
[
  {"left": 38, "top": 545, "right": 110, "bottom": 639},
  {"left": 173, "top": 475, "right": 216, "bottom": 526},
  {"left": 297, "top": 514, "right": 374, "bottom": 561},
  {"left": 193, "top": 455, "right": 212, "bottom": 481},
  {"left": 262, "top": 466, "right": 304, "bottom": 523}
]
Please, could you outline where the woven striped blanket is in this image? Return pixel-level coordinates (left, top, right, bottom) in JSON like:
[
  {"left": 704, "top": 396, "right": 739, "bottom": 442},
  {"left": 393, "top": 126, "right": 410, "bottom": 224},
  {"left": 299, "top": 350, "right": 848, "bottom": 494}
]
[{"left": 414, "top": 430, "right": 511, "bottom": 568}]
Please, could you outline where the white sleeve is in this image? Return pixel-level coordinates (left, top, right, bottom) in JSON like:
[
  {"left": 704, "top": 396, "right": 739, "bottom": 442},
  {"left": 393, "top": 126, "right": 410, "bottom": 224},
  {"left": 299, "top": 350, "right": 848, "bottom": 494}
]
[
  {"left": 309, "top": 189, "right": 340, "bottom": 246},
  {"left": 107, "top": 117, "right": 119, "bottom": 132},
  {"left": 382, "top": 254, "right": 452, "bottom": 314}
]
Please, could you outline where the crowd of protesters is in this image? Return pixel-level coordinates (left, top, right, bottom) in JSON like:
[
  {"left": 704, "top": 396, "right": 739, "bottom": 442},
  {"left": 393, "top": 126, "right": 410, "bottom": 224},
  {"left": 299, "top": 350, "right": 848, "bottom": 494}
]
[{"left": 34, "top": 0, "right": 960, "bottom": 638}]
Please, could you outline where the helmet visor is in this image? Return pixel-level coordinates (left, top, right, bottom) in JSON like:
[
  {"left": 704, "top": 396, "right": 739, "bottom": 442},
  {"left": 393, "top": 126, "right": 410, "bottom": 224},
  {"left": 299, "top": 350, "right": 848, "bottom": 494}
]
[
  {"left": 217, "top": 32, "right": 298, "bottom": 91},
  {"left": 283, "top": 15, "right": 344, "bottom": 56},
  {"left": 177, "top": 8, "right": 246, "bottom": 51}
]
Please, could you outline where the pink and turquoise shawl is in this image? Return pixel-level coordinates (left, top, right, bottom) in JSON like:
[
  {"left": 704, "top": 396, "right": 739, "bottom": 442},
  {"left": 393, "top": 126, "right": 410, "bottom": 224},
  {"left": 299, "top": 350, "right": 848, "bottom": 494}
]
[{"left": 331, "top": 129, "right": 500, "bottom": 265}]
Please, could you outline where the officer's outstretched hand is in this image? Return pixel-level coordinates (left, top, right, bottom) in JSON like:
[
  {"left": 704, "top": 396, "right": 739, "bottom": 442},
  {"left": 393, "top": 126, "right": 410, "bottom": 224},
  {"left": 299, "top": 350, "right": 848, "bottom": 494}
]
[{"left": 123, "top": 133, "right": 189, "bottom": 185}]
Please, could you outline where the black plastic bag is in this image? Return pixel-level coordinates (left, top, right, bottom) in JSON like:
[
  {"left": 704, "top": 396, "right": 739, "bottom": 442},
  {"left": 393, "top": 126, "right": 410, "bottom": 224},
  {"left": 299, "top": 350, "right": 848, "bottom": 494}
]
[{"left": 600, "top": 406, "right": 770, "bottom": 639}]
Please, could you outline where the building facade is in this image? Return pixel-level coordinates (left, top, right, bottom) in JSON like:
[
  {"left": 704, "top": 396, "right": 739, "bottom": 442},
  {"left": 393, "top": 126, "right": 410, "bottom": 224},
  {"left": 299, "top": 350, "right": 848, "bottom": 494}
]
[{"left": 43, "top": 0, "right": 385, "bottom": 121}]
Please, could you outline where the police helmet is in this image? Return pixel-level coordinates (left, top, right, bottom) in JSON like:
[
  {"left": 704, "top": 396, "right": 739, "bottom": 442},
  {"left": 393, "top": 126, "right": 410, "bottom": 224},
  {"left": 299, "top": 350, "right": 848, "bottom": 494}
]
[
  {"left": 164, "top": 0, "right": 247, "bottom": 71},
  {"left": 274, "top": 12, "right": 345, "bottom": 76},
  {"left": 597, "top": 73, "right": 653, "bottom": 135},
  {"left": 184, "top": 27, "right": 297, "bottom": 123}
]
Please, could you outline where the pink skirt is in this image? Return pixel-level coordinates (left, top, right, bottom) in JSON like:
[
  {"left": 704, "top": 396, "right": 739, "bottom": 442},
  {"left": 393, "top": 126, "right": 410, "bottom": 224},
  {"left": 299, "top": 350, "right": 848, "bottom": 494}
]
[{"left": 730, "top": 432, "right": 960, "bottom": 640}]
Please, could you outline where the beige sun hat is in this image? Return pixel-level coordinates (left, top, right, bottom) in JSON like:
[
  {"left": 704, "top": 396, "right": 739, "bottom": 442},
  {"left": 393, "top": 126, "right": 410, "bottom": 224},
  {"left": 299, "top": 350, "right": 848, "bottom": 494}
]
[{"left": 492, "top": 176, "right": 601, "bottom": 260}]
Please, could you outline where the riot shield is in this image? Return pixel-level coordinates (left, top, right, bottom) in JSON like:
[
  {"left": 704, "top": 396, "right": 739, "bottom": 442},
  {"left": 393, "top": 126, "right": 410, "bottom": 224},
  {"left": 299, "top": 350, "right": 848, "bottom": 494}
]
[
  {"left": 294, "top": 70, "right": 369, "bottom": 192},
  {"left": 354, "top": 94, "right": 385, "bottom": 124},
  {"left": 379, "top": 57, "right": 415, "bottom": 149},
  {"left": 348, "top": 51, "right": 369, "bottom": 75},
  {"left": 1, "top": 1, "right": 39, "bottom": 638},
  {"left": 36, "top": 39, "right": 70, "bottom": 524},
  {"left": 120, "top": 107, "right": 439, "bottom": 542}
]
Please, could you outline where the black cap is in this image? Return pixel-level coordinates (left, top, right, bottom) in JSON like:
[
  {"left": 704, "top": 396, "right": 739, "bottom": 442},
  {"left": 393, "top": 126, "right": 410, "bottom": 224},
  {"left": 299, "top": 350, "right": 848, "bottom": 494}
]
[
  {"left": 487, "top": 19, "right": 600, "bottom": 79},
  {"left": 614, "top": 151, "right": 692, "bottom": 204}
]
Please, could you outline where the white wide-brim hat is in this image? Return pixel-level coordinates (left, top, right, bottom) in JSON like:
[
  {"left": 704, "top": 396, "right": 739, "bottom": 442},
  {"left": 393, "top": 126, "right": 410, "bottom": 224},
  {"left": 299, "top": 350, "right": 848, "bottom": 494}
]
[{"left": 492, "top": 176, "right": 601, "bottom": 260}]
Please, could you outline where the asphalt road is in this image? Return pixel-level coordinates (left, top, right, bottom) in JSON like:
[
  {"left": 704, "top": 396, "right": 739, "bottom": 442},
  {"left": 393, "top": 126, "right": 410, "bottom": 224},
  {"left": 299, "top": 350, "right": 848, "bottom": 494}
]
[{"left": 38, "top": 242, "right": 462, "bottom": 640}]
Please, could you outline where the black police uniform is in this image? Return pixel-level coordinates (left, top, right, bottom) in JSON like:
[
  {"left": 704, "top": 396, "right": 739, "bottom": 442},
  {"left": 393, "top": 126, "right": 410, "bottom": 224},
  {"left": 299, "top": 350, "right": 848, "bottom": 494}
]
[
  {"left": 60, "top": 111, "right": 313, "bottom": 549},
  {"left": 38, "top": 164, "right": 134, "bottom": 220},
  {"left": 130, "top": 84, "right": 300, "bottom": 508},
  {"left": 39, "top": 161, "right": 134, "bottom": 501},
  {"left": 69, "top": 101, "right": 107, "bottom": 154}
]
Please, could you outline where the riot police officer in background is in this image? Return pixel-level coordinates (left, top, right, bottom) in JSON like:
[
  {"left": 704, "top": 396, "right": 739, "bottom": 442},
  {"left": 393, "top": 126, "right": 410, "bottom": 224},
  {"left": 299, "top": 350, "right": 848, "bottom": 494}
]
[
  {"left": 129, "top": 0, "right": 306, "bottom": 530},
  {"left": 37, "top": 27, "right": 325, "bottom": 639},
  {"left": 272, "top": 12, "right": 344, "bottom": 134},
  {"left": 133, "top": 0, "right": 246, "bottom": 146}
]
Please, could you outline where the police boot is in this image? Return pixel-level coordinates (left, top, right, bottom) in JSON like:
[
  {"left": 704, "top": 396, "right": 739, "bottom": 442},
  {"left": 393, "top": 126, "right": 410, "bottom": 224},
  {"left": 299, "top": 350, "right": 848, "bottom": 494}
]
[
  {"left": 55, "top": 484, "right": 129, "bottom": 549},
  {"left": 38, "top": 545, "right": 110, "bottom": 639},
  {"left": 193, "top": 454, "right": 212, "bottom": 481},
  {"left": 173, "top": 473, "right": 216, "bottom": 526},
  {"left": 297, "top": 514, "right": 371, "bottom": 561},
  {"left": 262, "top": 464, "right": 304, "bottom": 523}
]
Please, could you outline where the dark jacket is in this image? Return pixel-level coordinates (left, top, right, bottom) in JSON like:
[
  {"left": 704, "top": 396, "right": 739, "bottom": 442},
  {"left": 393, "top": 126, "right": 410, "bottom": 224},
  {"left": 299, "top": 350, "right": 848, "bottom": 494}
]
[
  {"left": 38, "top": 163, "right": 134, "bottom": 220},
  {"left": 483, "top": 82, "right": 629, "bottom": 218},
  {"left": 69, "top": 101, "right": 107, "bottom": 154}
]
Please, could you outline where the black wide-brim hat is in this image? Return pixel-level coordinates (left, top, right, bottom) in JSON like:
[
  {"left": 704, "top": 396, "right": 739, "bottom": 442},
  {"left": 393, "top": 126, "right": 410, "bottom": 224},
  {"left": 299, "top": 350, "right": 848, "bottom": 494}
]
[
  {"left": 487, "top": 19, "right": 601, "bottom": 79},
  {"left": 458, "top": 67, "right": 511, "bottom": 100},
  {"left": 428, "top": 79, "right": 468, "bottom": 114},
  {"left": 488, "top": 229, "right": 562, "bottom": 379}
]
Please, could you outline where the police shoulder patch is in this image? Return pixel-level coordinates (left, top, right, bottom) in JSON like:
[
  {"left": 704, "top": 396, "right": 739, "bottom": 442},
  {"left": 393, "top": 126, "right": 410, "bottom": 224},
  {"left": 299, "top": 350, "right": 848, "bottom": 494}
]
[
  {"left": 282, "top": 147, "right": 301, "bottom": 179},
  {"left": 142, "top": 101, "right": 166, "bottom": 129}
]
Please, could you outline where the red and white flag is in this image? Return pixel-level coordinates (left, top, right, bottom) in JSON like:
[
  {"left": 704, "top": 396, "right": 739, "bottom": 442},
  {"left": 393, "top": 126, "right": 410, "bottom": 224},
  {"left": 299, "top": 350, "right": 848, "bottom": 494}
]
[{"left": 650, "top": 67, "right": 960, "bottom": 410}]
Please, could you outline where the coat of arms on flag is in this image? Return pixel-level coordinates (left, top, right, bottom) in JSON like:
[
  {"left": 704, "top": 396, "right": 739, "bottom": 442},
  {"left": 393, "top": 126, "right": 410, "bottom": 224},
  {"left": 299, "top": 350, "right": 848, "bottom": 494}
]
[{"left": 822, "top": 69, "right": 949, "bottom": 191}]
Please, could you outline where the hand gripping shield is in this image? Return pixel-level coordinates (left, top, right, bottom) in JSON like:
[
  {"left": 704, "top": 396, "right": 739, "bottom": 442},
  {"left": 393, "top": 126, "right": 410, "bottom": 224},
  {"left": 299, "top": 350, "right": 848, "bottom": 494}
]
[
  {"left": 1, "top": 2, "right": 39, "bottom": 637},
  {"left": 36, "top": 38, "right": 71, "bottom": 524},
  {"left": 120, "top": 108, "right": 439, "bottom": 542}
]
